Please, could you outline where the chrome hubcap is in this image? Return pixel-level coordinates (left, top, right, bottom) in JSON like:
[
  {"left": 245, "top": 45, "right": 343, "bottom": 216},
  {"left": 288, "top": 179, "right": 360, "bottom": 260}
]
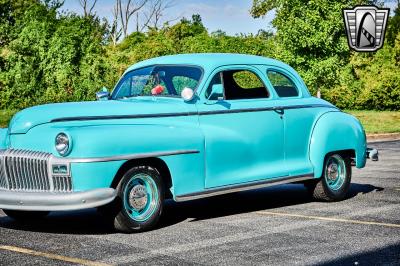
[
  {"left": 324, "top": 154, "right": 346, "bottom": 191},
  {"left": 129, "top": 184, "right": 148, "bottom": 210},
  {"left": 123, "top": 173, "right": 159, "bottom": 222},
  {"left": 327, "top": 163, "right": 338, "bottom": 181}
]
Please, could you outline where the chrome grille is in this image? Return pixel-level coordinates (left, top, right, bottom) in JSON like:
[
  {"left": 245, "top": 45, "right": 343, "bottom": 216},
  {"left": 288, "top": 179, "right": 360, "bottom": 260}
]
[
  {"left": 0, "top": 149, "right": 72, "bottom": 192},
  {"left": 0, "top": 150, "right": 7, "bottom": 189}
]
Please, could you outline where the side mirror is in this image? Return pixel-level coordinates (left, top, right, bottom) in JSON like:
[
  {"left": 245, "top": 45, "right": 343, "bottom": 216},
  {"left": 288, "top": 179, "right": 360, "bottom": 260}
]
[
  {"left": 208, "top": 84, "right": 224, "bottom": 101},
  {"left": 96, "top": 87, "right": 110, "bottom": 101},
  {"left": 181, "top": 87, "right": 195, "bottom": 102}
]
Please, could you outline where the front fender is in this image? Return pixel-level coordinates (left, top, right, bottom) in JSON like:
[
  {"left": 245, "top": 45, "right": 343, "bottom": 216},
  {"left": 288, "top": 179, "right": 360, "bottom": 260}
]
[
  {"left": 10, "top": 121, "right": 204, "bottom": 158},
  {"left": 65, "top": 123, "right": 205, "bottom": 158},
  {"left": 66, "top": 123, "right": 206, "bottom": 195},
  {"left": 310, "top": 111, "right": 367, "bottom": 178},
  {"left": 10, "top": 121, "right": 206, "bottom": 196}
]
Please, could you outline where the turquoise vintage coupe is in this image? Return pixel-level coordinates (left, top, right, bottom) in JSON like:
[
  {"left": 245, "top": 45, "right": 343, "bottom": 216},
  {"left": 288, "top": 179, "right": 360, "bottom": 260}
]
[{"left": 0, "top": 54, "right": 377, "bottom": 232}]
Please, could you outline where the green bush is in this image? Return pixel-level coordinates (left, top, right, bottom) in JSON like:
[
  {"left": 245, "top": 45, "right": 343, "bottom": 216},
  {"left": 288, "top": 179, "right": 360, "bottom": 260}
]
[
  {"left": 0, "top": 1, "right": 111, "bottom": 109},
  {"left": 0, "top": 1, "right": 399, "bottom": 111}
]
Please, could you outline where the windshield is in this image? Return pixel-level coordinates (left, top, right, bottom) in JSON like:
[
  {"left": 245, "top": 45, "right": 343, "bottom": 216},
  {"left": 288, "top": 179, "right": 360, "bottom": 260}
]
[{"left": 112, "top": 65, "right": 203, "bottom": 99}]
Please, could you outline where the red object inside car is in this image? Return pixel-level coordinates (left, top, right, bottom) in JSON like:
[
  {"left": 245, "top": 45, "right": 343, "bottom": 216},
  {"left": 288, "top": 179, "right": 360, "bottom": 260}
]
[{"left": 151, "top": 85, "right": 164, "bottom": 95}]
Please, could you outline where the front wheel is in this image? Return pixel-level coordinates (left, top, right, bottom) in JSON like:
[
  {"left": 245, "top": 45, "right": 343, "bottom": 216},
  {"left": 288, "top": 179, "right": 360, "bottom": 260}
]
[
  {"left": 106, "top": 166, "right": 164, "bottom": 233},
  {"left": 307, "top": 153, "right": 351, "bottom": 201}
]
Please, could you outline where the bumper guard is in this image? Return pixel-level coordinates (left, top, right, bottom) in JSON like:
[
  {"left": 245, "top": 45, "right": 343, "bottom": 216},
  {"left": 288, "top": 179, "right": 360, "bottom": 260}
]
[{"left": 366, "top": 148, "right": 379, "bottom": 161}]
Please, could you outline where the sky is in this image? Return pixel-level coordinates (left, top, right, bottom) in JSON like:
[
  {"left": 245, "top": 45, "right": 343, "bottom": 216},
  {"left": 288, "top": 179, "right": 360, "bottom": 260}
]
[
  {"left": 62, "top": 0, "right": 397, "bottom": 36},
  {"left": 62, "top": 0, "right": 275, "bottom": 35}
]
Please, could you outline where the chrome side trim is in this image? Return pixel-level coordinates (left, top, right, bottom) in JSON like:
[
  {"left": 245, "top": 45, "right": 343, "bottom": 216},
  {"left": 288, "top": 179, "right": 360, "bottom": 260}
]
[
  {"left": 0, "top": 188, "right": 116, "bottom": 211},
  {"left": 52, "top": 149, "right": 200, "bottom": 164},
  {"left": 50, "top": 104, "right": 337, "bottom": 123},
  {"left": 174, "top": 174, "right": 314, "bottom": 202}
]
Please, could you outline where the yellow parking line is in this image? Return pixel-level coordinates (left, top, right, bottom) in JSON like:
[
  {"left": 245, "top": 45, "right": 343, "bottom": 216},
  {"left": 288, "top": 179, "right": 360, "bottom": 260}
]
[
  {"left": 256, "top": 211, "right": 400, "bottom": 228},
  {"left": 0, "top": 245, "right": 111, "bottom": 266}
]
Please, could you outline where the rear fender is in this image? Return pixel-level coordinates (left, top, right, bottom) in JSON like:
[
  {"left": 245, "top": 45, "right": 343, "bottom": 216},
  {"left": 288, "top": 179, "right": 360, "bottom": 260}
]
[{"left": 310, "top": 111, "right": 367, "bottom": 178}]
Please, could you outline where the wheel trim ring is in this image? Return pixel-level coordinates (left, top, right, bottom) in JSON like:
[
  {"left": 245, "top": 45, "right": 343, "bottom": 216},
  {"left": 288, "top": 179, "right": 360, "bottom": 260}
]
[
  {"left": 324, "top": 155, "right": 346, "bottom": 191},
  {"left": 123, "top": 173, "right": 159, "bottom": 222}
]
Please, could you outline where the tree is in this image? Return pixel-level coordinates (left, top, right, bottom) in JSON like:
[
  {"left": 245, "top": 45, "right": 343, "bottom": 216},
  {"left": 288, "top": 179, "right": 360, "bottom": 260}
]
[
  {"left": 250, "top": 0, "right": 361, "bottom": 95},
  {"left": 117, "top": 0, "right": 148, "bottom": 38},
  {"left": 387, "top": 1, "right": 400, "bottom": 45},
  {"left": 0, "top": 1, "right": 110, "bottom": 109},
  {"left": 140, "top": 0, "right": 175, "bottom": 31},
  {"left": 0, "top": 0, "right": 39, "bottom": 46},
  {"left": 78, "top": 0, "right": 98, "bottom": 17},
  {"left": 110, "top": 0, "right": 123, "bottom": 45},
  {"left": 109, "top": 0, "right": 175, "bottom": 45}
]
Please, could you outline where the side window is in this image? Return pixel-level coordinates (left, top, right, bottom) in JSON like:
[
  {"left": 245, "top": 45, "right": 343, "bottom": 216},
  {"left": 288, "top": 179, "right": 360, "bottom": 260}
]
[
  {"left": 267, "top": 71, "right": 299, "bottom": 97},
  {"left": 223, "top": 70, "right": 269, "bottom": 100},
  {"left": 232, "top": 71, "right": 265, "bottom": 89}
]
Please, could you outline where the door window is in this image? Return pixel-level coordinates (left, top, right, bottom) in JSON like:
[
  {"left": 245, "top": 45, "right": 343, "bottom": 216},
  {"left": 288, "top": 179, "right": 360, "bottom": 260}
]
[{"left": 205, "top": 69, "right": 269, "bottom": 100}]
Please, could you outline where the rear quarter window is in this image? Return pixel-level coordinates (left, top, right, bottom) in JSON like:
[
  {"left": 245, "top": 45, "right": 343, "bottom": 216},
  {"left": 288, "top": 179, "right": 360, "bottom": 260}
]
[{"left": 267, "top": 71, "right": 299, "bottom": 98}]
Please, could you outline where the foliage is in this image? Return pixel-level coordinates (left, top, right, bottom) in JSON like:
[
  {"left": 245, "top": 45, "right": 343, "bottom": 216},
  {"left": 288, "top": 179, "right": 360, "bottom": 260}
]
[
  {"left": 251, "top": 0, "right": 361, "bottom": 94},
  {"left": 387, "top": 3, "right": 400, "bottom": 45},
  {"left": 0, "top": 1, "right": 110, "bottom": 109},
  {"left": 251, "top": 0, "right": 400, "bottom": 110},
  {"left": 0, "top": 109, "right": 16, "bottom": 128},
  {"left": 0, "top": 0, "right": 399, "bottom": 112}
]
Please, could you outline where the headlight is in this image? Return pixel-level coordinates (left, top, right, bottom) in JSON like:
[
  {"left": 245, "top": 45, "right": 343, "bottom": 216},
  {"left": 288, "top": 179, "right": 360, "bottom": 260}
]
[{"left": 55, "top": 133, "right": 71, "bottom": 156}]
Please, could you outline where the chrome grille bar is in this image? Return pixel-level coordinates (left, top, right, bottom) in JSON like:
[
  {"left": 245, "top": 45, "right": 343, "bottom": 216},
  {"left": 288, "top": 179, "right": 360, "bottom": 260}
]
[
  {"left": 0, "top": 149, "right": 72, "bottom": 192},
  {"left": 0, "top": 150, "right": 7, "bottom": 189}
]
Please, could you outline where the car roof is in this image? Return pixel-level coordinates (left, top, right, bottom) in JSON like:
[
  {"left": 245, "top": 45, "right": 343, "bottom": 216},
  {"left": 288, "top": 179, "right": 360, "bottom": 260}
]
[{"left": 125, "top": 53, "right": 292, "bottom": 73}]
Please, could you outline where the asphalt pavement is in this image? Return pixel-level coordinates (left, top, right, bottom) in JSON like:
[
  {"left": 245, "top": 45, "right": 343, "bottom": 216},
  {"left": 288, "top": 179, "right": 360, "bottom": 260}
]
[{"left": 0, "top": 141, "right": 399, "bottom": 265}]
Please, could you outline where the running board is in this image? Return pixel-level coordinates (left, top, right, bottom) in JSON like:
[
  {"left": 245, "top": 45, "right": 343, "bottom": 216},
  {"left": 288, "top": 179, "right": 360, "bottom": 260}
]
[{"left": 174, "top": 174, "right": 315, "bottom": 202}]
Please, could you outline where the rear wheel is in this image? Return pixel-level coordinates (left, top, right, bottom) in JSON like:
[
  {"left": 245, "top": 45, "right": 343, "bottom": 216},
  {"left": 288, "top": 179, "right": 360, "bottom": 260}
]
[
  {"left": 103, "top": 165, "right": 164, "bottom": 233},
  {"left": 307, "top": 153, "right": 351, "bottom": 201},
  {"left": 3, "top": 210, "right": 49, "bottom": 221}
]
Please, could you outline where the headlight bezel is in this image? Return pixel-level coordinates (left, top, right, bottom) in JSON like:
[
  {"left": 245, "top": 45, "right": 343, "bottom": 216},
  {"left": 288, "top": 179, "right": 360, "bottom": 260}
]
[{"left": 55, "top": 132, "right": 72, "bottom": 156}]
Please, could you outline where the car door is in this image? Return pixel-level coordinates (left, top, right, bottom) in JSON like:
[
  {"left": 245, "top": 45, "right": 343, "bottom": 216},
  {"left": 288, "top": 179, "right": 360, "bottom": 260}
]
[
  {"left": 264, "top": 66, "right": 315, "bottom": 176},
  {"left": 196, "top": 65, "right": 288, "bottom": 188}
]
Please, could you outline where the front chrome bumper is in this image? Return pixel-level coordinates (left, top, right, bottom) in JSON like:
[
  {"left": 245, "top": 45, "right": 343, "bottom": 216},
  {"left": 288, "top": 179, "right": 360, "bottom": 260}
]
[{"left": 0, "top": 188, "right": 116, "bottom": 211}]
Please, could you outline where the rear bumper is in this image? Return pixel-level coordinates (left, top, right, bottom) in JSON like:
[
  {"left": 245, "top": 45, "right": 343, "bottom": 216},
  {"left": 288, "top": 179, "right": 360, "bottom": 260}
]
[{"left": 0, "top": 188, "right": 116, "bottom": 211}]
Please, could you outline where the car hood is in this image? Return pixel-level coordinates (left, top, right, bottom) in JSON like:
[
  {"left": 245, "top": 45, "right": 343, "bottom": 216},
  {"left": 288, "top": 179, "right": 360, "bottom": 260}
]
[{"left": 9, "top": 98, "right": 189, "bottom": 134}]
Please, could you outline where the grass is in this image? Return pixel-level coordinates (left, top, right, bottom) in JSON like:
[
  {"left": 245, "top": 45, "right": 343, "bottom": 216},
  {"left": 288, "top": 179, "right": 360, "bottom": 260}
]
[
  {"left": 347, "top": 110, "right": 400, "bottom": 134},
  {"left": 1, "top": 109, "right": 399, "bottom": 134}
]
